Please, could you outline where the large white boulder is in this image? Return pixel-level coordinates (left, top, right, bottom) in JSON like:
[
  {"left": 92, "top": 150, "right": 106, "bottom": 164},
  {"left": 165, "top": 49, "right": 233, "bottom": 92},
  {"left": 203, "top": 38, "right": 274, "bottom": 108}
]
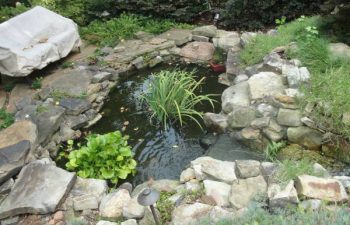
[{"left": 0, "top": 6, "right": 81, "bottom": 77}]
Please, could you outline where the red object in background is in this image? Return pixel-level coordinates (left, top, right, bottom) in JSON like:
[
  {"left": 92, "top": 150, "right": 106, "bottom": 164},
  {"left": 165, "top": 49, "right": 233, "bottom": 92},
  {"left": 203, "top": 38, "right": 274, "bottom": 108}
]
[{"left": 210, "top": 62, "right": 226, "bottom": 73}]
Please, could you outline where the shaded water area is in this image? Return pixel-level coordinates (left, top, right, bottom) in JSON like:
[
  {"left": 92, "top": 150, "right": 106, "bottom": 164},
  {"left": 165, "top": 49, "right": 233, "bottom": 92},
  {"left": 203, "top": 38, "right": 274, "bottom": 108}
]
[{"left": 90, "top": 64, "right": 263, "bottom": 185}]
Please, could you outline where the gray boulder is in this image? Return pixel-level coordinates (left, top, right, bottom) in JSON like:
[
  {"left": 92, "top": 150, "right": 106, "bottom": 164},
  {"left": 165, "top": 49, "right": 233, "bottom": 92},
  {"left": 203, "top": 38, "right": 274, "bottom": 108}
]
[
  {"left": 221, "top": 82, "right": 250, "bottom": 114},
  {"left": 282, "top": 64, "right": 310, "bottom": 88},
  {"left": 277, "top": 109, "right": 302, "bottom": 127},
  {"left": 213, "top": 32, "right": 240, "bottom": 51},
  {"left": 268, "top": 180, "right": 299, "bottom": 208},
  {"left": 287, "top": 127, "right": 323, "bottom": 150},
  {"left": 0, "top": 140, "right": 30, "bottom": 185},
  {"left": 235, "top": 160, "right": 261, "bottom": 178},
  {"left": 158, "top": 29, "right": 192, "bottom": 46},
  {"left": 229, "top": 175, "right": 267, "bottom": 209},
  {"left": 203, "top": 180, "right": 231, "bottom": 207},
  {"left": 240, "top": 32, "right": 257, "bottom": 47},
  {"left": 248, "top": 72, "right": 285, "bottom": 100},
  {"left": 227, "top": 106, "right": 256, "bottom": 129},
  {"left": 0, "top": 161, "right": 76, "bottom": 219},
  {"left": 192, "top": 25, "right": 217, "bottom": 38},
  {"left": 191, "top": 157, "right": 237, "bottom": 184},
  {"left": 203, "top": 113, "right": 228, "bottom": 133},
  {"left": 172, "top": 203, "right": 212, "bottom": 225},
  {"left": 60, "top": 98, "right": 91, "bottom": 116},
  {"left": 99, "top": 189, "right": 131, "bottom": 219}
]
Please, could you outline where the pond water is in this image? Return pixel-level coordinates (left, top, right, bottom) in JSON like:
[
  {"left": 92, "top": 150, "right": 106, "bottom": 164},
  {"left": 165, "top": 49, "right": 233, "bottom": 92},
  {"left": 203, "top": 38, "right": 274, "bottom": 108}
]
[{"left": 90, "top": 63, "right": 263, "bottom": 185}]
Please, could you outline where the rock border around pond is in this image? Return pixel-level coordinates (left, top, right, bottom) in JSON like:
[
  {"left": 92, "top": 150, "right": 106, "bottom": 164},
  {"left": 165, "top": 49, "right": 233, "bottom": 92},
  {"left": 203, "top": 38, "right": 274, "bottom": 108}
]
[{"left": 0, "top": 25, "right": 350, "bottom": 224}]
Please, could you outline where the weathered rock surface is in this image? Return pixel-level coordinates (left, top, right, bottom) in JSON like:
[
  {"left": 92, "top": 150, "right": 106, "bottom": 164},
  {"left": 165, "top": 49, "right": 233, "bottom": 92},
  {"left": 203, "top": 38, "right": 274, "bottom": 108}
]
[
  {"left": 203, "top": 113, "right": 228, "bottom": 133},
  {"left": 248, "top": 72, "right": 285, "bottom": 100},
  {"left": 221, "top": 82, "right": 250, "bottom": 114},
  {"left": 73, "top": 194, "right": 98, "bottom": 211},
  {"left": 277, "top": 109, "right": 302, "bottom": 127},
  {"left": 0, "top": 140, "right": 30, "bottom": 185},
  {"left": 213, "top": 32, "right": 240, "bottom": 51},
  {"left": 59, "top": 98, "right": 91, "bottom": 116},
  {"left": 257, "top": 103, "right": 278, "bottom": 117},
  {"left": 172, "top": 203, "right": 212, "bottom": 225},
  {"left": 287, "top": 127, "right": 323, "bottom": 150},
  {"left": 123, "top": 197, "right": 145, "bottom": 219},
  {"left": 97, "top": 221, "right": 118, "bottom": 225},
  {"left": 180, "top": 168, "right": 196, "bottom": 183},
  {"left": 180, "top": 42, "right": 215, "bottom": 62},
  {"left": 229, "top": 175, "right": 267, "bottom": 209},
  {"left": 240, "top": 32, "right": 257, "bottom": 47},
  {"left": 0, "top": 161, "right": 76, "bottom": 219},
  {"left": 192, "top": 25, "right": 217, "bottom": 38},
  {"left": 68, "top": 177, "right": 106, "bottom": 201},
  {"left": 158, "top": 29, "right": 192, "bottom": 46},
  {"left": 203, "top": 180, "right": 231, "bottom": 207},
  {"left": 235, "top": 160, "right": 261, "bottom": 178},
  {"left": 191, "top": 157, "right": 237, "bottom": 184},
  {"left": 282, "top": 64, "right": 310, "bottom": 88},
  {"left": 91, "top": 72, "right": 112, "bottom": 83},
  {"left": 295, "top": 175, "right": 348, "bottom": 202},
  {"left": 268, "top": 180, "right": 299, "bottom": 208},
  {"left": 0, "top": 120, "right": 38, "bottom": 150},
  {"left": 227, "top": 106, "right": 256, "bottom": 129},
  {"left": 99, "top": 189, "right": 131, "bottom": 219}
]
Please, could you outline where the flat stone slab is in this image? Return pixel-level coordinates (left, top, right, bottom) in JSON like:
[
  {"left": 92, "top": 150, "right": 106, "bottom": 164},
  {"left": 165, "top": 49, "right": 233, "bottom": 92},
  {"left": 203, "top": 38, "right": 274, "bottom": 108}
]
[
  {"left": 43, "top": 69, "right": 93, "bottom": 97},
  {"left": 0, "top": 161, "right": 76, "bottom": 219},
  {"left": 0, "top": 120, "right": 38, "bottom": 150},
  {"left": 0, "top": 140, "right": 30, "bottom": 185},
  {"left": 60, "top": 98, "right": 91, "bottom": 115},
  {"left": 158, "top": 29, "right": 192, "bottom": 46}
]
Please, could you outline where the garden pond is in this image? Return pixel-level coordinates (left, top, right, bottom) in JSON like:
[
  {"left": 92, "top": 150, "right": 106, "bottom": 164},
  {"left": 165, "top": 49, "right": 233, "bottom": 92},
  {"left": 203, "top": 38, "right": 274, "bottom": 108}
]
[{"left": 88, "top": 63, "right": 263, "bottom": 185}]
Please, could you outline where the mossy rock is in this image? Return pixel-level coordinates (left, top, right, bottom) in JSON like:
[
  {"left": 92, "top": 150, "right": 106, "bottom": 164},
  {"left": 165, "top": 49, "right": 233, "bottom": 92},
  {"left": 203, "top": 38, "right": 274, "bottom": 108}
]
[{"left": 277, "top": 144, "right": 344, "bottom": 170}]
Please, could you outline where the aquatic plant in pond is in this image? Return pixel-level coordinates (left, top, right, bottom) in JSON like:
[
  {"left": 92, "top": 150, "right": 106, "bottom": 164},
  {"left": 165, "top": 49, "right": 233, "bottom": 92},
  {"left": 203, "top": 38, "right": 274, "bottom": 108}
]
[
  {"left": 65, "top": 131, "right": 137, "bottom": 184},
  {"left": 140, "top": 69, "right": 215, "bottom": 129}
]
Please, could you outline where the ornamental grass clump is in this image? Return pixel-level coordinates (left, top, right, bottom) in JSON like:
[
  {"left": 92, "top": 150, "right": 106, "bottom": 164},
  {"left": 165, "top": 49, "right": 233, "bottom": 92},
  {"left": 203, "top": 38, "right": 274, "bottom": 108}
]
[
  {"left": 65, "top": 131, "right": 137, "bottom": 184},
  {"left": 140, "top": 69, "right": 215, "bottom": 129}
]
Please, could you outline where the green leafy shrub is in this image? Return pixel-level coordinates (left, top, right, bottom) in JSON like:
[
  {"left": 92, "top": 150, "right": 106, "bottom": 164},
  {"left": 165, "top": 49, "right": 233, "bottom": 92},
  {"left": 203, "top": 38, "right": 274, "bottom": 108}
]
[
  {"left": 0, "top": 109, "right": 14, "bottom": 129},
  {"left": 65, "top": 131, "right": 137, "bottom": 184},
  {"left": 140, "top": 69, "right": 215, "bottom": 129},
  {"left": 80, "top": 13, "right": 193, "bottom": 46},
  {"left": 222, "top": 0, "right": 322, "bottom": 29}
]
